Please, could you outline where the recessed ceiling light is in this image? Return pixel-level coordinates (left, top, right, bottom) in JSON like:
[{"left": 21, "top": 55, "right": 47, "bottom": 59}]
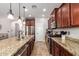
[
  {"left": 43, "top": 8, "right": 46, "bottom": 12},
  {"left": 25, "top": 8, "right": 28, "bottom": 12},
  {"left": 42, "top": 14, "right": 45, "bottom": 17},
  {"left": 29, "top": 14, "right": 32, "bottom": 17}
]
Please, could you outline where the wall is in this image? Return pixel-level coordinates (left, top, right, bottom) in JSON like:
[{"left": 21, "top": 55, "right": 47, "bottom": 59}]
[
  {"left": 0, "top": 17, "right": 11, "bottom": 33},
  {"left": 53, "top": 27, "right": 79, "bottom": 39},
  {"left": 0, "top": 17, "right": 17, "bottom": 37},
  {"left": 0, "top": 16, "right": 24, "bottom": 37},
  {"left": 35, "top": 18, "right": 48, "bottom": 42},
  {"left": 0, "top": 16, "right": 49, "bottom": 41}
]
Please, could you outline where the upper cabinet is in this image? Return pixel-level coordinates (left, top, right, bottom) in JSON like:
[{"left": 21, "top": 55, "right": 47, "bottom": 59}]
[
  {"left": 25, "top": 18, "right": 35, "bottom": 35},
  {"left": 48, "top": 8, "right": 58, "bottom": 29},
  {"left": 56, "top": 3, "right": 71, "bottom": 28},
  {"left": 61, "top": 3, "right": 71, "bottom": 28},
  {"left": 26, "top": 21, "right": 31, "bottom": 26},
  {"left": 31, "top": 20, "right": 35, "bottom": 26},
  {"left": 26, "top": 18, "right": 35, "bottom": 26},
  {"left": 56, "top": 7, "right": 62, "bottom": 28},
  {"left": 48, "top": 18, "right": 52, "bottom": 29},
  {"left": 49, "top": 3, "right": 79, "bottom": 29},
  {"left": 51, "top": 8, "right": 58, "bottom": 21},
  {"left": 71, "top": 3, "right": 79, "bottom": 26},
  {"left": 51, "top": 8, "right": 58, "bottom": 28}
]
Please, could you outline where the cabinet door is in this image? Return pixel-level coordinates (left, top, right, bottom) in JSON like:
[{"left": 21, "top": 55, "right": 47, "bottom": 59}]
[
  {"left": 60, "top": 46, "right": 73, "bottom": 56},
  {"left": 21, "top": 45, "right": 28, "bottom": 56},
  {"left": 14, "top": 47, "right": 25, "bottom": 56},
  {"left": 51, "top": 8, "right": 58, "bottom": 28},
  {"left": 51, "top": 40, "right": 55, "bottom": 55},
  {"left": 54, "top": 42, "right": 60, "bottom": 56},
  {"left": 71, "top": 3, "right": 79, "bottom": 26},
  {"left": 48, "top": 38, "right": 52, "bottom": 54},
  {"left": 61, "top": 3, "right": 71, "bottom": 27},
  {"left": 56, "top": 8, "right": 62, "bottom": 28},
  {"left": 26, "top": 37, "right": 35, "bottom": 56},
  {"left": 28, "top": 26, "right": 31, "bottom": 35},
  {"left": 14, "top": 43, "right": 27, "bottom": 56},
  {"left": 26, "top": 21, "right": 31, "bottom": 26},
  {"left": 48, "top": 19, "right": 52, "bottom": 28},
  {"left": 52, "top": 10, "right": 55, "bottom": 21},
  {"left": 31, "top": 20, "right": 35, "bottom": 26}
]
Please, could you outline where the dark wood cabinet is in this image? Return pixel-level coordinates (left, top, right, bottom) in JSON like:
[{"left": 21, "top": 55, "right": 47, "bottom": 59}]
[
  {"left": 31, "top": 20, "right": 35, "bottom": 26},
  {"left": 26, "top": 37, "right": 35, "bottom": 56},
  {"left": 51, "top": 8, "right": 58, "bottom": 21},
  {"left": 46, "top": 35, "right": 73, "bottom": 56},
  {"left": 56, "top": 3, "right": 71, "bottom": 28},
  {"left": 51, "top": 11, "right": 55, "bottom": 21},
  {"left": 50, "top": 3, "right": 79, "bottom": 28},
  {"left": 26, "top": 21, "right": 31, "bottom": 26},
  {"left": 48, "top": 18, "right": 52, "bottom": 28},
  {"left": 71, "top": 3, "right": 79, "bottom": 26},
  {"left": 14, "top": 42, "right": 28, "bottom": 56},
  {"left": 54, "top": 41, "right": 61, "bottom": 56},
  {"left": 51, "top": 39, "right": 55, "bottom": 55},
  {"left": 26, "top": 18, "right": 35, "bottom": 26},
  {"left": 14, "top": 37, "right": 35, "bottom": 56},
  {"left": 50, "top": 39, "right": 73, "bottom": 56},
  {"left": 25, "top": 18, "right": 35, "bottom": 35},
  {"left": 21, "top": 45, "right": 28, "bottom": 56},
  {"left": 51, "top": 40, "right": 61, "bottom": 56},
  {"left": 56, "top": 7, "right": 62, "bottom": 28},
  {"left": 51, "top": 8, "right": 58, "bottom": 28},
  {"left": 60, "top": 46, "right": 73, "bottom": 56},
  {"left": 61, "top": 3, "right": 71, "bottom": 27},
  {"left": 28, "top": 26, "right": 31, "bottom": 35},
  {"left": 48, "top": 8, "right": 58, "bottom": 28}
]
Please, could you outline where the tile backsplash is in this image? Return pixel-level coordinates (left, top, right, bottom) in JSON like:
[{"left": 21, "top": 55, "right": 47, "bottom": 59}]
[{"left": 53, "top": 27, "right": 79, "bottom": 39}]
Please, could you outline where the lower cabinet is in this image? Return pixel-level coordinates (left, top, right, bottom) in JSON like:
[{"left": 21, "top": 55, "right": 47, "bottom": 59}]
[
  {"left": 60, "top": 46, "right": 73, "bottom": 56},
  {"left": 50, "top": 39, "right": 73, "bottom": 56},
  {"left": 54, "top": 41, "right": 61, "bottom": 56},
  {"left": 14, "top": 37, "right": 35, "bottom": 56}
]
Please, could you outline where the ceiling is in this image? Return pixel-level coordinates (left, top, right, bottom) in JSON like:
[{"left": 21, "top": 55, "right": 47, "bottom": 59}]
[{"left": 0, "top": 3, "right": 62, "bottom": 19}]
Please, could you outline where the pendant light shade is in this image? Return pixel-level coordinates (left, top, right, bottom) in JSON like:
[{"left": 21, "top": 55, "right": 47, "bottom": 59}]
[
  {"left": 18, "top": 3, "right": 21, "bottom": 20},
  {"left": 17, "top": 3, "right": 22, "bottom": 28},
  {"left": 23, "top": 6, "right": 26, "bottom": 24},
  {"left": 8, "top": 3, "right": 14, "bottom": 19},
  {"left": 23, "top": 21, "right": 25, "bottom": 24}
]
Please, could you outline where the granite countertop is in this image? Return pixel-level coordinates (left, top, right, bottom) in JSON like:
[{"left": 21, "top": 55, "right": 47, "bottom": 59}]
[
  {"left": 0, "top": 35, "right": 34, "bottom": 56},
  {"left": 51, "top": 37, "right": 79, "bottom": 56}
]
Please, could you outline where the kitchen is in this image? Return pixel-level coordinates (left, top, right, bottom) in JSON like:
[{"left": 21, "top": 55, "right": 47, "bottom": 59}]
[
  {"left": 47, "top": 3, "right": 79, "bottom": 56},
  {"left": 0, "top": 2, "right": 79, "bottom": 56}
]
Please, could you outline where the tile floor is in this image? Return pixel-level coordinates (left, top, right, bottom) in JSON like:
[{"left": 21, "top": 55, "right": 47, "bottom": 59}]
[{"left": 31, "top": 41, "right": 50, "bottom": 56}]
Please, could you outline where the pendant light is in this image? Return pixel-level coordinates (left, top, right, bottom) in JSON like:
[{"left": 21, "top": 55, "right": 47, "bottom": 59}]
[
  {"left": 17, "top": 3, "right": 22, "bottom": 30},
  {"left": 18, "top": 3, "right": 21, "bottom": 20},
  {"left": 23, "top": 6, "right": 26, "bottom": 24},
  {"left": 8, "top": 3, "right": 14, "bottom": 19}
]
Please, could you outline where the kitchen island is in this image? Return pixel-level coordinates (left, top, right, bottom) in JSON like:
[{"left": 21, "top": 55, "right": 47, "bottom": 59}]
[{"left": 0, "top": 35, "right": 34, "bottom": 56}]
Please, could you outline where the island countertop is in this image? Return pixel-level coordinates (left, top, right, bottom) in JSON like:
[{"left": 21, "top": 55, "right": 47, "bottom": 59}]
[
  {"left": 0, "top": 35, "right": 34, "bottom": 56},
  {"left": 51, "top": 37, "right": 79, "bottom": 56}
]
